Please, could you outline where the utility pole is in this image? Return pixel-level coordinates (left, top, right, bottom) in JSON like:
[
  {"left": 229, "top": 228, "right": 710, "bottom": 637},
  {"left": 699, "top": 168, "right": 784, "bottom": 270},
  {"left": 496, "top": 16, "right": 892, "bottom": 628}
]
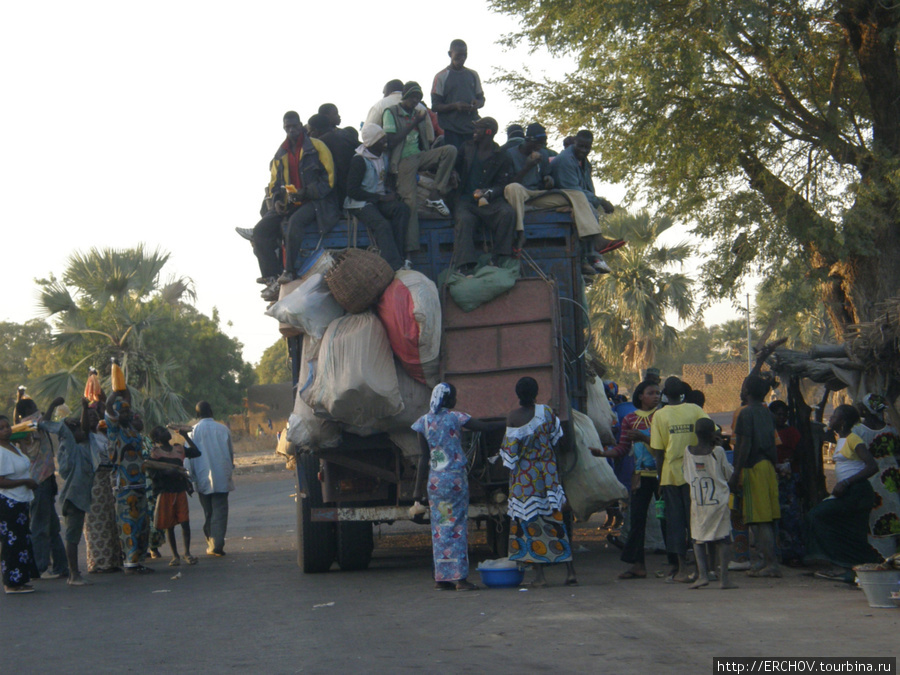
[{"left": 746, "top": 293, "right": 752, "bottom": 374}]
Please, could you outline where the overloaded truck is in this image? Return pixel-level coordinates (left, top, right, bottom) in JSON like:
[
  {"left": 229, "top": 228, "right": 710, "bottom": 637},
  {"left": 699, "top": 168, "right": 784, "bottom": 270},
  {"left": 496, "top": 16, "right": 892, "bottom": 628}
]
[{"left": 281, "top": 211, "right": 592, "bottom": 573}]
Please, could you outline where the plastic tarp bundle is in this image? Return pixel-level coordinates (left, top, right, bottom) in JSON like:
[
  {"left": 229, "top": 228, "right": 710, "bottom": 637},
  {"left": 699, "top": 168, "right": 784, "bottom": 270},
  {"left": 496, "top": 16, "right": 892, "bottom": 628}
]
[
  {"left": 273, "top": 251, "right": 336, "bottom": 337},
  {"left": 440, "top": 256, "right": 521, "bottom": 313},
  {"left": 305, "top": 311, "right": 404, "bottom": 427},
  {"left": 265, "top": 272, "right": 344, "bottom": 340},
  {"left": 557, "top": 410, "right": 628, "bottom": 521},
  {"left": 586, "top": 377, "right": 618, "bottom": 446},
  {"left": 376, "top": 270, "right": 441, "bottom": 386},
  {"left": 287, "top": 335, "right": 341, "bottom": 450}
]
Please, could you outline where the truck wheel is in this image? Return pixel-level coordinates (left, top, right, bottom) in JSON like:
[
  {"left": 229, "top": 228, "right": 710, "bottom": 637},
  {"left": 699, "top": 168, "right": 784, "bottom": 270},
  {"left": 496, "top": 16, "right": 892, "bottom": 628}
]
[
  {"left": 335, "top": 521, "right": 374, "bottom": 571},
  {"left": 485, "top": 515, "right": 511, "bottom": 558},
  {"left": 297, "top": 454, "right": 336, "bottom": 573}
]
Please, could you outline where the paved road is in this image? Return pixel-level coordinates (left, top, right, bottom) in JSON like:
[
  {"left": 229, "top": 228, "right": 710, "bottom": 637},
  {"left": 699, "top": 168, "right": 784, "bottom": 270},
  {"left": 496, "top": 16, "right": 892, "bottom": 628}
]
[{"left": 2, "top": 469, "right": 897, "bottom": 674}]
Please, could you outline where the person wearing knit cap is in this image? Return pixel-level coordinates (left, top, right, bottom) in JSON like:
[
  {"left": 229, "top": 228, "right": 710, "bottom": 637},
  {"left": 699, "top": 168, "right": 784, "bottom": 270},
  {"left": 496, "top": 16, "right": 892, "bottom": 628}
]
[
  {"left": 431, "top": 39, "right": 485, "bottom": 151},
  {"left": 500, "top": 123, "right": 525, "bottom": 152},
  {"left": 344, "top": 123, "right": 411, "bottom": 270},
  {"left": 504, "top": 126, "right": 625, "bottom": 276},
  {"left": 383, "top": 81, "right": 458, "bottom": 252},
  {"left": 452, "top": 116, "right": 517, "bottom": 273}
]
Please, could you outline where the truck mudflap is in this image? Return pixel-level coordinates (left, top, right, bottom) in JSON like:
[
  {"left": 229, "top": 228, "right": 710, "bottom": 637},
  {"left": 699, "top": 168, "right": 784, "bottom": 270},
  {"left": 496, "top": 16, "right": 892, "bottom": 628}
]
[{"left": 310, "top": 504, "right": 502, "bottom": 523}]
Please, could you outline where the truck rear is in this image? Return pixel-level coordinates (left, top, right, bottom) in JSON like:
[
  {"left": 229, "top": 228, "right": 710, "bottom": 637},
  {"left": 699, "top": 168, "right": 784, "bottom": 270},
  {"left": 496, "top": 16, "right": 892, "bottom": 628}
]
[{"left": 288, "top": 211, "right": 588, "bottom": 572}]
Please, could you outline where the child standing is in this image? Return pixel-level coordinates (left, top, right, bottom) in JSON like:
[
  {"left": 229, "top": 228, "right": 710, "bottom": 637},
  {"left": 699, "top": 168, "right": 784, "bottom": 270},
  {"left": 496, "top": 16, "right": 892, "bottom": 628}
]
[
  {"left": 145, "top": 426, "right": 201, "bottom": 566},
  {"left": 683, "top": 418, "right": 737, "bottom": 589}
]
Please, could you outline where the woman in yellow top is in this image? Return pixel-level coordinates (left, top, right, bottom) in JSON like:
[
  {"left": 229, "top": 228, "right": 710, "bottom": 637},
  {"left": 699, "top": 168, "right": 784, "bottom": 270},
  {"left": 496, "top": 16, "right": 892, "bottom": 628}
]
[{"left": 806, "top": 404, "right": 882, "bottom": 583}]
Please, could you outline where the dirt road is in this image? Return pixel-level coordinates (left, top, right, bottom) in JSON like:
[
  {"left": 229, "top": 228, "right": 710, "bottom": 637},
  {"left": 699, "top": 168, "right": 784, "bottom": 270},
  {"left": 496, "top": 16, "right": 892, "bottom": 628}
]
[{"left": 2, "top": 468, "right": 896, "bottom": 674}]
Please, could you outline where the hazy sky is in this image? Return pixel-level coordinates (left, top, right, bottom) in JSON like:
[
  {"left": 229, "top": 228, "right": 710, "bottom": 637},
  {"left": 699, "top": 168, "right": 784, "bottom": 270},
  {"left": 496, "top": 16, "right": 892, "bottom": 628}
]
[{"left": 1, "top": 0, "right": 744, "bottom": 366}]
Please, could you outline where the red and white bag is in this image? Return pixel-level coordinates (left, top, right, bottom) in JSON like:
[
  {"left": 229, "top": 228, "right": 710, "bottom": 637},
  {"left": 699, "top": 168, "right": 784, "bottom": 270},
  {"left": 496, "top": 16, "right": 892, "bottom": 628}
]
[{"left": 376, "top": 270, "right": 441, "bottom": 386}]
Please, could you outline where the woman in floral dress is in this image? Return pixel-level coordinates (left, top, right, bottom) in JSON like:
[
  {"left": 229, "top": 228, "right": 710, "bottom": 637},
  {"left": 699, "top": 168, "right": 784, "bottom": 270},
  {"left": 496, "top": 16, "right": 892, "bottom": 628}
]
[
  {"left": 0, "top": 415, "right": 39, "bottom": 593},
  {"left": 852, "top": 394, "right": 900, "bottom": 560},
  {"left": 501, "top": 377, "right": 577, "bottom": 587},
  {"left": 412, "top": 383, "right": 503, "bottom": 591}
]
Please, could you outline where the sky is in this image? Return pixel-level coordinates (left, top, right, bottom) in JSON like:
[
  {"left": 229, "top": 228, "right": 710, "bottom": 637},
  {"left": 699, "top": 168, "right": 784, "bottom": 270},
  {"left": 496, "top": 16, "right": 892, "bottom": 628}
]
[{"left": 1, "top": 0, "right": 746, "bottom": 366}]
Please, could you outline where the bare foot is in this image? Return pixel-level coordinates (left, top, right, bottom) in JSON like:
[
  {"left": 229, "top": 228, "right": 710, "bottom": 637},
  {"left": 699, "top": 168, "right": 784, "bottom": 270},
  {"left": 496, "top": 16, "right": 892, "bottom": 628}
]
[
  {"left": 672, "top": 572, "right": 692, "bottom": 583},
  {"left": 688, "top": 577, "right": 709, "bottom": 589},
  {"left": 521, "top": 579, "right": 548, "bottom": 588},
  {"left": 564, "top": 576, "right": 579, "bottom": 586},
  {"left": 720, "top": 581, "right": 739, "bottom": 589}
]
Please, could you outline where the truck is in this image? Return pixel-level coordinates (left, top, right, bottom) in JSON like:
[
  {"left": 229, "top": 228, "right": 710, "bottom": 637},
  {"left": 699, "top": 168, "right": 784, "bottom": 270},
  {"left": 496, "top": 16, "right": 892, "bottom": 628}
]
[{"left": 289, "top": 210, "right": 589, "bottom": 573}]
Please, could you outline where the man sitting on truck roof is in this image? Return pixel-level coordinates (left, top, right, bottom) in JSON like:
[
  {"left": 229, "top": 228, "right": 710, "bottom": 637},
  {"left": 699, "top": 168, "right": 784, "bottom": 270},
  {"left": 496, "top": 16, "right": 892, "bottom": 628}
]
[
  {"left": 344, "top": 123, "right": 411, "bottom": 271},
  {"left": 383, "top": 81, "right": 457, "bottom": 252},
  {"left": 452, "top": 117, "right": 516, "bottom": 274},
  {"left": 237, "top": 111, "right": 339, "bottom": 302},
  {"left": 503, "top": 126, "right": 623, "bottom": 275},
  {"left": 549, "top": 129, "right": 624, "bottom": 275},
  {"left": 309, "top": 112, "right": 357, "bottom": 211}
]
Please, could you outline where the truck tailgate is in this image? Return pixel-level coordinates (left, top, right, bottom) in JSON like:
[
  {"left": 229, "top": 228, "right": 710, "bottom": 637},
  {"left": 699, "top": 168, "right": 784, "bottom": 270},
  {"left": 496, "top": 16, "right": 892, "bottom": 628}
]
[{"left": 441, "top": 277, "right": 567, "bottom": 421}]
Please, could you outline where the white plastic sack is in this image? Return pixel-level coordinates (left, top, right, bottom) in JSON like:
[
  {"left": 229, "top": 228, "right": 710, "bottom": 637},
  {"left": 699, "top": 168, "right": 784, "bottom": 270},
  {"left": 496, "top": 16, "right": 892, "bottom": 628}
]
[
  {"left": 343, "top": 361, "right": 429, "bottom": 437},
  {"left": 288, "top": 335, "right": 340, "bottom": 450},
  {"left": 586, "top": 377, "right": 617, "bottom": 446},
  {"left": 376, "top": 270, "right": 442, "bottom": 386},
  {"left": 558, "top": 410, "right": 628, "bottom": 521},
  {"left": 265, "top": 272, "right": 345, "bottom": 339},
  {"left": 308, "top": 312, "right": 404, "bottom": 427}
]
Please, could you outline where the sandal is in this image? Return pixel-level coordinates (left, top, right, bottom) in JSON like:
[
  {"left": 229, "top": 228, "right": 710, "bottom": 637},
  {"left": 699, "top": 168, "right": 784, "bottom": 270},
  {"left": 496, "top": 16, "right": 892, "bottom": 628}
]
[
  {"left": 183, "top": 555, "right": 198, "bottom": 565},
  {"left": 618, "top": 570, "right": 647, "bottom": 580},
  {"left": 169, "top": 558, "right": 181, "bottom": 567},
  {"left": 455, "top": 580, "right": 480, "bottom": 591},
  {"left": 124, "top": 565, "right": 156, "bottom": 575},
  {"left": 434, "top": 581, "right": 455, "bottom": 591},
  {"left": 4, "top": 585, "right": 35, "bottom": 594}
]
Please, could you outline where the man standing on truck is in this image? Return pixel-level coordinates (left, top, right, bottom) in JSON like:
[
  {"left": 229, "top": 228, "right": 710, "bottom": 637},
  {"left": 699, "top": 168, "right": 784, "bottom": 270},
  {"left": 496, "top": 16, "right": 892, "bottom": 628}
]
[
  {"left": 186, "top": 401, "right": 234, "bottom": 557},
  {"left": 452, "top": 117, "right": 517, "bottom": 273},
  {"left": 431, "top": 39, "right": 485, "bottom": 151},
  {"left": 236, "top": 111, "right": 338, "bottom": 302},
  {"left": 549, "top": 129, "right": 625, "bottom": 275},
  {"left": 383, "top": 82, "right": 457, "bottom": 252}
]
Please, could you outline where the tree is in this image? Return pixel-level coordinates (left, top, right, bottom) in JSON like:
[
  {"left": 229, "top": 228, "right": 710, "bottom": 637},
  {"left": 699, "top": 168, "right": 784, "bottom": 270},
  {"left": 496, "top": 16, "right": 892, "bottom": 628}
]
[
  {"left": 35, "top": 246, "right": 198, "bottom": 426},
  {"left": 491, "top": 0, "right": 900, "bottom": 340},
  {"left": 587, "top": 211, "right": 694, "bottom": 379},
  {"left": 256, "top": 338, "right": 292, "bottom": 385},
  {"left": 709, "top": 320, "right": 754, "bottom": 362},
  {"left": 0, "top": 320, "right": 53, "bottom": 415},
  {"left": 145, "top": 306, "right": 255, "bottom": 419},
  {"left": 654, "top": 320, "right": 714, "bottom": 376}
]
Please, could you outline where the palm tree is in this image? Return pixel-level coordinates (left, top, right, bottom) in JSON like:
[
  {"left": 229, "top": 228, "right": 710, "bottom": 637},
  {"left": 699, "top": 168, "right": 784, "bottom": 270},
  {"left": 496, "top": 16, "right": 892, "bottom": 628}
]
[
  {"left": 33, "top": 245, "right": 195, "bottom": 426},
  {"left": 586, "top": 211, "right": 695, "bottom": 378}
]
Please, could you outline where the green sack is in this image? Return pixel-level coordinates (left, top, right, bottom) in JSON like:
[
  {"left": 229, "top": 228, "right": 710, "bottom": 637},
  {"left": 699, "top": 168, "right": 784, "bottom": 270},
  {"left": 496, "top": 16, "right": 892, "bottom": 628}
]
[{"left": 439, "top": 256, "right": 521, "bottom": 313}]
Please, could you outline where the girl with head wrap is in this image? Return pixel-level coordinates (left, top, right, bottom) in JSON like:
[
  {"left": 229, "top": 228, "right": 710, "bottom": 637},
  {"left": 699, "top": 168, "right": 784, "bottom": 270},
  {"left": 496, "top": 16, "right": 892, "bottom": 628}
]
[
  {"left": 852, "top": 394, "right": 900, "bottom": 560},
  {"left": 412, "top": 383, "right": 504, "bottom": 591}
]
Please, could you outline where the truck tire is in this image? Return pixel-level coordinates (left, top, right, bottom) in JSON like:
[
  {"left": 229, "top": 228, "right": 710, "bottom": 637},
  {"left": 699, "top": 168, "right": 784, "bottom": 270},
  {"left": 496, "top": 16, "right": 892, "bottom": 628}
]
[
  {"left": 297, "top": 454, "right": 336, "bottom": 573},
  {"left": 335, "top": 521, "right": 374, "bottom": 571}
]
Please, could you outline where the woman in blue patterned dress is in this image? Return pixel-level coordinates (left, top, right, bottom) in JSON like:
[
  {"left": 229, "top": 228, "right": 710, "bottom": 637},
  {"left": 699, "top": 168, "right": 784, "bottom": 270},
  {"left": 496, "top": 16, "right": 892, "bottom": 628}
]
[
  {"left": 501, "top": 377, "right": 577, "bottom": 587},
  {"left": 412, "top": 383, "right": 504, "bottom": 591}
]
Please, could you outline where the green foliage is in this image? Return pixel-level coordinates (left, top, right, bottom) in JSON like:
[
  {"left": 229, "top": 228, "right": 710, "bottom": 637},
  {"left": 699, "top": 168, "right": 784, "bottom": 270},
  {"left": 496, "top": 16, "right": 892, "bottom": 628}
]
[
  {"left": 491, "top": 0, "right": 900, "bottom": 329},
  {"left": 255, "top": 339, "right": 292, "bottom": 385},
  {"left": 145, "top": 306, "right": 255, "bottom": 419},
  {"left": 0, "top": 320, "right": 53, "bottom": 416},
  {"left": 587, "top": 210, "right": 695, "bottom": 378},
  {"left": 33, "top": 246, "right": 251, "bottom": 427}
]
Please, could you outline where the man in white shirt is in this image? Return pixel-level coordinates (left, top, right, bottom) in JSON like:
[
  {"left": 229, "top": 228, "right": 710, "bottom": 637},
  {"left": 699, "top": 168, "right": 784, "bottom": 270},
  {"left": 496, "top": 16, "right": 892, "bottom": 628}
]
[{"left": 185, "top": 401, "right": 234, "bottom": 557}]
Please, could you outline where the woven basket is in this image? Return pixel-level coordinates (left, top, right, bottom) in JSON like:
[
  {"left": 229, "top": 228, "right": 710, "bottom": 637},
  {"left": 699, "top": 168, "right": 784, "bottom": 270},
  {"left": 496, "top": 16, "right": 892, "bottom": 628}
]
[{"left": 325, "top": 248, "right": 394, "bottom": 313}]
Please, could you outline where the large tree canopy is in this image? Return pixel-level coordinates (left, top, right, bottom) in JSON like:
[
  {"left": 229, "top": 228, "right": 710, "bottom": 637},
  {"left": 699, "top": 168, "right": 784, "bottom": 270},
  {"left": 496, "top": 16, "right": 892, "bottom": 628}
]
[{"left": 491, "top": 0, "right": 900, "bottom": 339}]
